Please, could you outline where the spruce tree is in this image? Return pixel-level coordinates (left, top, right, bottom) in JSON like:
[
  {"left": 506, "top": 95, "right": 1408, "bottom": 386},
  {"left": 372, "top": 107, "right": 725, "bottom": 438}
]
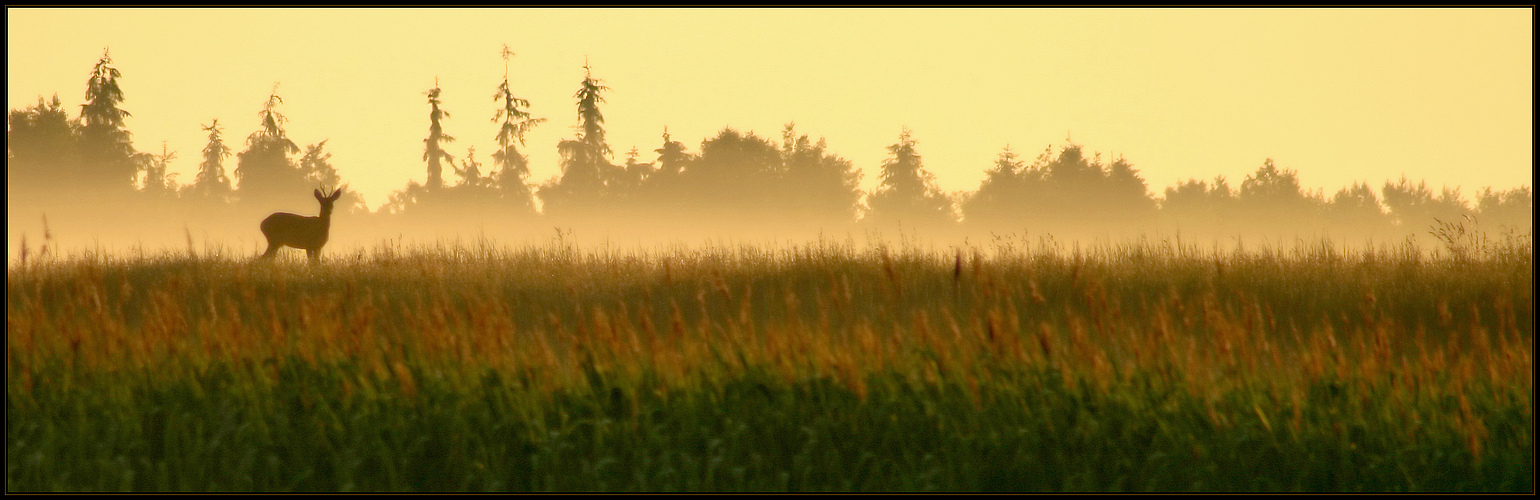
[
  {"left": 190, "top": 119, "right": 233, "bottom": 202},
  {"left": 76, "top": 48, "right": 138, "bottom": 193},
  {"left": 491, "top": 45, "right": 545, "bottom": 211},
  {"left": 140, "top": 141, "right": 178, "bottom": 198},
  {"left": 234, "top": 85, "right": 305, "bottom": 206},
  {"left": 866, "top": 128, "right": 953, "bottom": 227},
  {"left": 542, "top": 60, "right": 617, "bottom": 215},
  {"left": 423, "top": 79, "right": 455, "bottom": 191}
]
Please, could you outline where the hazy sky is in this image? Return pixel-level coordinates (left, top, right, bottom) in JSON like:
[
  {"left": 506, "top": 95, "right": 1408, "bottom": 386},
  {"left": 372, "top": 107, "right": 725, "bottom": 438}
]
[{"left": 7, "top": 7, "right": 1533, "bottom": 210}]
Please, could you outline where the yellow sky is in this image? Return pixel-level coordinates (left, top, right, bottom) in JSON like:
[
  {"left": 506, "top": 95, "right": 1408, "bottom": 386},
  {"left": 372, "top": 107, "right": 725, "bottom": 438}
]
[{"left": 7, "top": 7, "right": 1533, "bottom": 209}]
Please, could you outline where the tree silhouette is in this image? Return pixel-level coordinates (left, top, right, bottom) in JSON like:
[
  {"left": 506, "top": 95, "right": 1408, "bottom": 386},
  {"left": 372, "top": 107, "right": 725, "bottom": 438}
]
[
  {"left": 541, "top": 61, "right": 619, "bottom": 216},
  {"left": 490, "top": 45, "right": 545, "bottom": 214},
  {"left": 139, "top": 141, "right": 178, "bottom": 199},
  {"left": 1045, "top": 144, "right": 1101, "bottom": 191},
  {"left": 186, "top": 119, "right": 233, "bottom": 202},
  {"left": 963, "top": 145, "right": 1032, "bottom": 228},
  {"left": 441, "top": 146, "right": 504, "bottom": 212},
  {"left": 683, "top": 127, "right": 782, "bottom": 215},
  {"left": 381, "top": 183, "right": 427, "bottom": 216},
  {"left": 423, "top": 80, "right": 456, "bottom": 191},
  {"left": 455, "top": 145, "right": 488, "bottom": 188},
  {"left": 1160, "top": 175, "right": 1238, "bottom": 236},
  {"left": 1475, "top": 186, "right": 1532, "bottom": 236},
  {"left": 295, "top": 139, "right": 362, "bottom": 214},
  {"left": 866, "top": 128, "right": 954, "bottom": 228},
  {"left": 1322, "top": 181, "right": 1389, "bottom": 240},
  {"left": 1381, "top": 176, "right": 1471, "bottom": 234},
  {"left": 7, "top": 95, "right": 78, "bottom": 193},
  {"left": 963, "top": 141, "right": 1157, "bottom": 236},
  {"left": 1042, "top": 145, "right": 1156, "bottom": 232},
  {"left": 234, "top": 85, "right": 305, "bottom": 206},
  {"left": 779, "top": 123, "right": 861, "bottom": 225},
  {"left": 76, "top": 48, "right": 138, "bottom": 194},
  {"left": 634, "top": 127, "right": 695, "bottom": 213},
  {"left": 653, "top": 127, "right": 691, "bottom": 178},
  {"left": 616, "top": 146, "right": 652, "bottom": 200},
  {"left": 573, "top": 60, "right": 612, "bottom": 161},
  {"left": 1236, "top": 159, "right": 1324, "bottom": 236},
  {"left": 1102, "top": 155, "right": 1157, "bottom": 229}
]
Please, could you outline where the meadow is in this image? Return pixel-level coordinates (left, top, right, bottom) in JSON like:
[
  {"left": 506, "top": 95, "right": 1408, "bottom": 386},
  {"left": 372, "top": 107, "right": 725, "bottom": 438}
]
[{"left": 5, "top": 234, "right": 1533, "bottom": 492}]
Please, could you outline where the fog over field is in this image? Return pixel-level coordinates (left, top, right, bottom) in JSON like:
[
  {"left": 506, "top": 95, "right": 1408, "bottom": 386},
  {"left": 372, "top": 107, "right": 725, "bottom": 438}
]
[{"left": 7, "top": 8, "right": 1530, "bottom": 261}]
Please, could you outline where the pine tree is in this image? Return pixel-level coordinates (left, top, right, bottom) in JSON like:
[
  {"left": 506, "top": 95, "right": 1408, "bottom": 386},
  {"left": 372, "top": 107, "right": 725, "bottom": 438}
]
[
  {"left": 76, "top": 48, "right": 138, "bottom": 193},
  {"left": 491, "top": 45, "right": 546, "bottom": 211},
  {"left": 653, "top": 127, "right": 691, "bottom": 178},
  {"left": 962, "top": 145, "right": 1026, "bottom": 226},
  {"left": 189, "top": 119, "right": 233, "bottom": 201},
  {"left": 542, "top": 60, "right": 617, "bottom": 215},
  {"left": 298, "top": 140, "right": 339, "bottom": 187},
  {"left": 866, "top": 128, "right": 953, "bottom": 226},
  {"left": 638, "top": 127, "right": 693, "bottom": 211},
  {"left": 573, "top": 59, "right": 612, "bottom": 161},
  {"left": 618, "top": 146, "right": 651, "bottom": 197},
  {"left": 139, "top": 141, "right": 178, "bottom": 198},
  {"left": 423, "top": 79, "right": 455, "bottom": 191},
  {"left": 234, "top": 85, "right": 304, "bottom": 205},
  {"left": 1102, "top": 155, "right": 1157, "bottom": 227},
  {"left": 455, "top": 145, "right": 486, "bottom": 188}
]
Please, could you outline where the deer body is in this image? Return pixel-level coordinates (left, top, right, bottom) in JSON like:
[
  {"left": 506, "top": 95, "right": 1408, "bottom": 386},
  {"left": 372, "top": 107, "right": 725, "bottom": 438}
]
[{"left": 260, "top": 188, "right": 343, "bottom": 262}]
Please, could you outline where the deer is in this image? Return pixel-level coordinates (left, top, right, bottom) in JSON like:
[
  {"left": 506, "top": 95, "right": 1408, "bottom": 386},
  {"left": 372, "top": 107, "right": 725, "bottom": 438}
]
[{"left": 258, "top": 187, "right": 344, "bottom": 262}]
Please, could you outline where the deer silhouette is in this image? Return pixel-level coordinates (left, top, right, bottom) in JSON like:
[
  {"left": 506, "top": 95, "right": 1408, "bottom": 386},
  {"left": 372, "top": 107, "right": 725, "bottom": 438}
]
[{"left": 259, "top": 187, "right": 343, "bottom": 262}]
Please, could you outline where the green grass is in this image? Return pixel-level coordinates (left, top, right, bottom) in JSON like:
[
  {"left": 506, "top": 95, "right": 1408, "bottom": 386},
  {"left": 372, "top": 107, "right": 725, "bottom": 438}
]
[{"left": 6, "top": 237, "right": 1534, "bottom": 492}]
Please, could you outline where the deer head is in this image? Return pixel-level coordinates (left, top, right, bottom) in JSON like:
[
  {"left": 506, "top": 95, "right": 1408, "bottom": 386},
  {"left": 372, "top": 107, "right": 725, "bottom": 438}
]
[{"left": 314, "top": 187, "right": 344, "bottom": 217}]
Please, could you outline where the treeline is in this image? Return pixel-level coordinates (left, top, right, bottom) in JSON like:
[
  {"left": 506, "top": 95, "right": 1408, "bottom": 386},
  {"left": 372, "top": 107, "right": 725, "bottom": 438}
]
[{"left": 7, "top": 49, "right": 1533, "bottom": 251}]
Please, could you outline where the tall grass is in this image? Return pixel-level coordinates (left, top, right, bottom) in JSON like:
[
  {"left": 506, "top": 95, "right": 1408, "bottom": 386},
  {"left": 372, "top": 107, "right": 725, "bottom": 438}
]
[{"left": 6, "top": 236, "right": 1532, "bottom": 491}]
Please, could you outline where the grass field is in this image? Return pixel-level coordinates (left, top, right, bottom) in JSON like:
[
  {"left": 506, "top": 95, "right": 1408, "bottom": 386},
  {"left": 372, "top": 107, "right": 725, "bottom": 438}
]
[{"left": 5, "top": 235, "right": 1533, "bottom": 492}]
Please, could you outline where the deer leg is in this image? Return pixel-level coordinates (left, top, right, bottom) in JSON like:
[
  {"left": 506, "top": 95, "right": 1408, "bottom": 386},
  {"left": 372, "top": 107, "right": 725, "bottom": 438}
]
[
  {"left": 307, "top": 249, "right": 320, "bottom": 263},
  {"left": 260, "top": 242, "right": 281, "bottom": 260}
]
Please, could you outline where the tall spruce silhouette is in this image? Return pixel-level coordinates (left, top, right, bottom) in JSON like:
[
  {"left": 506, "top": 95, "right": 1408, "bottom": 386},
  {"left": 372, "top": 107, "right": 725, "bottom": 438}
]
[
  {"left": 234, "top": 85, "right": 305, "bottom": 207},
  {"left": 188, "top": 119, "right": 233, "bottom": 202},
  {"left": 491, "top": 45, "right": 545, "bottom": 213},
  {"left": 423, "top": 79, "right": 456, "bottom": 192},
  {"left": 541, "top": 60, "right": 617, "bottom": 216},
  {"left": 77, "top": 48, "right": 138, "bottom": 194}
]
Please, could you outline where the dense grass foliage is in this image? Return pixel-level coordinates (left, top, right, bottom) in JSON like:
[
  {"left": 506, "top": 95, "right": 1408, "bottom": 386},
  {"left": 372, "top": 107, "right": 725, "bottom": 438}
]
[{"left": 6, "top": 238, "right": 1533, "bottom": 492}]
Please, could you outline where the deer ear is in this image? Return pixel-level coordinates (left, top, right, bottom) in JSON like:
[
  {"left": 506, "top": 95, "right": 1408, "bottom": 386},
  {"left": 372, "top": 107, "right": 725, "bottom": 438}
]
[
  {"left": 329, "top": 188, "right": 344, "bottom": 201},
  {"left": 314, "top": 189, "right": 324, "bottom": 200}
]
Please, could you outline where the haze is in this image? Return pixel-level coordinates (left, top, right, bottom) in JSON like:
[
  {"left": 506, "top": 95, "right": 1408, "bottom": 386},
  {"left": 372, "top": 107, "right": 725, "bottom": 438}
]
[{"left": 6, "top": 7, "right": 1533, "bottom": 257}]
